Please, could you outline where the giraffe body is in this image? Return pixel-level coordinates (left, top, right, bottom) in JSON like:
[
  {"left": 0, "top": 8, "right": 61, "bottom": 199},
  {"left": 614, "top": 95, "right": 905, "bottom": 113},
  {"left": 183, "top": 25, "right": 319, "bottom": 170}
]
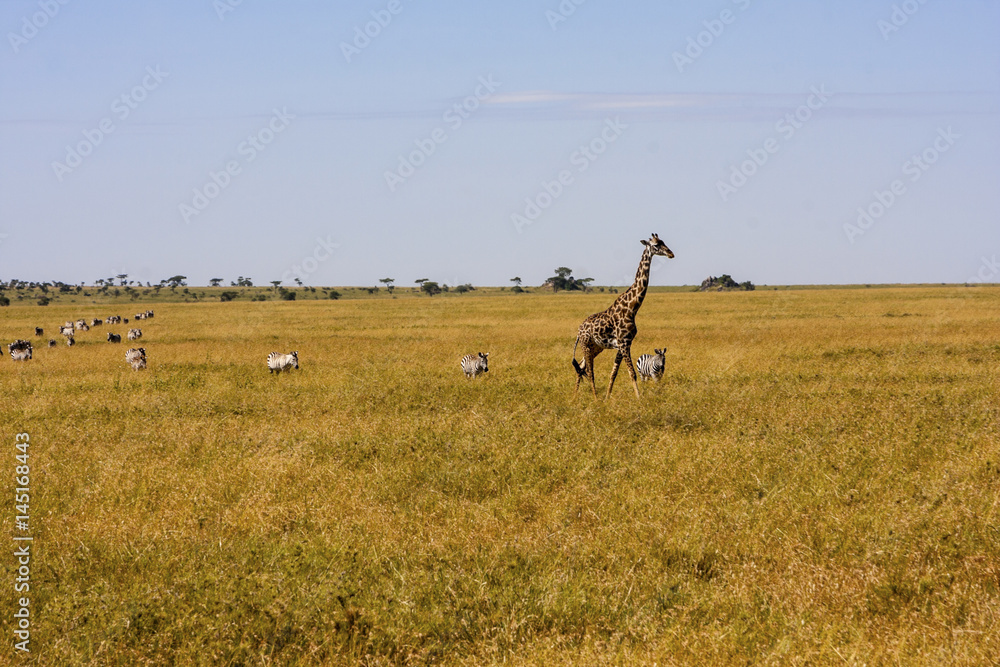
[{"left": 572, "top": 233, "right": 674, "bottom": 399}]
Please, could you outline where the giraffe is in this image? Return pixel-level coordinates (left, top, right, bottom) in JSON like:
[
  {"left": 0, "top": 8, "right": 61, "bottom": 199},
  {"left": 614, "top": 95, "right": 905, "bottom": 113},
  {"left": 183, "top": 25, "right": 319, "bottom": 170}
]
[{"left": 571, "top": 233, "right": 674, "bottom": 399}]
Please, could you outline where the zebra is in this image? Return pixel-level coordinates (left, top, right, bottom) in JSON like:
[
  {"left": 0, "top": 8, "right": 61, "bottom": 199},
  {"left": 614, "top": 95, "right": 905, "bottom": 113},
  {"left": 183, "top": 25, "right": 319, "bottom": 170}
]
[
  {"left": 8, "top": 340, "right": 32, "bottom": 361},
  {"left": 127, "top": 328, "right": 142, "bottom": 341},
  {"left": 34, "top": 327, "right": 43, "bottom": 336},
  {"left": 135, "top": 313, "right": 146, "bottom": 320},
  {"left": 47, "top": 339, "right": 57, "bottom": 348},
  {"left": 460, "top": 352, "right": 489, "bottom": 378},
  {"left": 107, "top": 332, "right": 122, "bottom": 343},
  {"left": 66, "top": 335, "right": 75, "bottom": 347},
  {"left": 91, "top": 318, "right": 103, "bottom": 326},
  {"left": 267, "top": 351, "right": 299, "bottom": 373},
  {"left": 106, "top": 315, "right": 122, "bottom": 324},
  {"left": 144, "top": 310, "right": 154, "bottom": 318},
  {"left": 125, "top": 347, "right": 147, "bottom": 370},
  {"left": 636, "top": 348, "right": 666, "bottom": 382},
  {"left": 60, "top": 326, "right": 75, "bottom": 337},
  {"left": 75, "top": 319, "right": 88, "bottom": 331}
]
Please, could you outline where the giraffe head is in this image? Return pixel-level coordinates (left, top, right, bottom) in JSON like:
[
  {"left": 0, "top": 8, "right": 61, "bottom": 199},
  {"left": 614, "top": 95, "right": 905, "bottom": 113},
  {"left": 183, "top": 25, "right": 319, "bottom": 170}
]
[{"left": 642, "top": 233, "right": 674, "bottom": 259}]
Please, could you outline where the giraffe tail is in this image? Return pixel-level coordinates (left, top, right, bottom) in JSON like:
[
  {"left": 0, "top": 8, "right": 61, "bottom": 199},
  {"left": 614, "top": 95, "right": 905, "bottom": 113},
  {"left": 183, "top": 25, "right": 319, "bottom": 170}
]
[{"left": 571, "top": 335, "right": 586, "bottom": 377}]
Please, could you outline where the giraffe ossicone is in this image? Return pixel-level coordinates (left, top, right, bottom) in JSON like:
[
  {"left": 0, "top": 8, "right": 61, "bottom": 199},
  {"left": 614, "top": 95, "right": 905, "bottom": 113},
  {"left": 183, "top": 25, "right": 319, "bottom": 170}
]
[{"left": 571, "top": 233, "right": 674, "bottom": 399}]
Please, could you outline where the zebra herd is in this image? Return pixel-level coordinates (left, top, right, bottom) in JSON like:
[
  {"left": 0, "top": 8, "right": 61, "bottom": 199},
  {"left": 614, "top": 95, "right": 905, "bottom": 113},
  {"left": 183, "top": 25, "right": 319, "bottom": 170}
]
[
  {"left": 7, "top": 307, "right": 668, "bottom": 386},
  {"left": 5, "top": 310, "right": 154, "bottom": 371}
]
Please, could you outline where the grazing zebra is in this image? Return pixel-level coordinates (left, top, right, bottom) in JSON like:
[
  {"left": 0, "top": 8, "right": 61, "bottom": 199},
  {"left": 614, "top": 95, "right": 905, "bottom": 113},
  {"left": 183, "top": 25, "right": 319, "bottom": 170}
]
[
  {"left": 127, "top": 328, "right": 142, "bottom": 341},
  {"left": 144, "top": 310, "right": 154, "bottom": 318},
  {"left": 91, "top": 318, "right": 103, "bottom": 326},
  {"left": 636, "top": 348, "right": 666, "bottom": 382},
  {"left": 66, "top": 335, "right": 75, "bottom": 347},
  {"left": 106, "top": 315, "right": 122, "bottom": 324},
  {"left": 8, "top": 340, "right": 32, "bottom": 361},
  {"left": 34, "top": 327, "right": 43, "bottom": 336},
  {"left": 107, "top": 332, "right": 122, "bottom": 343},
  {"left": 460, "top": 352, "right": 489, "bottom": 378},
  {"left": 75, "top": 319, "right": 88, "bottom": 331},
  {"left": 125, "top": 347, "right": 147, "bottom": 370},
  {"left": 48, "top": 339, "right": 57, "bottom": 347},
  {"left": 267, "top": 351, "right": 299, "bottom": 373},
  {"left": 60, "top": 326, "right": 75, "bottom": 337},
  {"left": 135, "top": 313, "right": 146, "bottom": 320}
]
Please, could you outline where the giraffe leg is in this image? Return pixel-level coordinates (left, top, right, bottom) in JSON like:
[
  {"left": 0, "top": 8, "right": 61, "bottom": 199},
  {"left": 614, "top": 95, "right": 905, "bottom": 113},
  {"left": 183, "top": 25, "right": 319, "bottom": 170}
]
[
  {"left": 586, "top": 345, "right": 601, "bottom": 399},
  {"left": 621, "top": 346, "right": 640, "bottom": 399},
  {"left": 606, "top": 350, "right": 623, "bottom": 398}
]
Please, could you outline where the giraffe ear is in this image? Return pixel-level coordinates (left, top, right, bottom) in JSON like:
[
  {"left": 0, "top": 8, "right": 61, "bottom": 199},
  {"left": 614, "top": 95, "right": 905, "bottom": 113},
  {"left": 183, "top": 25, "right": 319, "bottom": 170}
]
[{"left": 640, "top": 239, "right": 650, "bottom": 246}]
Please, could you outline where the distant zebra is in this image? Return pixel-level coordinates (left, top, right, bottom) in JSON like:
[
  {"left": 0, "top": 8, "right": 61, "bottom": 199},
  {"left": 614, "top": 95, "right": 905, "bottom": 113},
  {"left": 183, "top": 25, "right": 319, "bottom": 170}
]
[
  {"left": 107, "top": 332, "right": 122, "bottom": 343},
  {"left": 125, "top": 347, "right": 146, "bottom": 370},
  {"left": 34, "top": 327, "right": 43, "bottom": 336},
  {"left": 75, "top": 319, "right": 88, "bottom": 331},
  {"left": 48, "top": 339, "right": 57, "bottom": 347},
  {"left": 91, "top": 318, "right": 103, "bottom": 326},
  {"left": 106, "top": 315, "right": 122, "bottom": 324},
  {"left": 267, "top": 351, "right": 299, "bottom": 373},
  {"left": 636, "top": 348, "right": 666, "bottom": 382},
  {"left": 66, "top": 335, "right": 75, "bottom": 347},
  {"left": 460, "top": 352, "right": 489, "bottom": 378},
  {"left": 8, "top": 340, "right": 32, "bottom": 361},
  {"left": 59, "top": 326, "right": 75, "bottom": 337},
  {"left": 135, "top": 313, "right": 146, "bottom": 320},
  {"left": 144, "top": 310, "right": 154, "bottom": 318},
  {"left": 127, "top": 328, "right": 142, "bottom": 341}
]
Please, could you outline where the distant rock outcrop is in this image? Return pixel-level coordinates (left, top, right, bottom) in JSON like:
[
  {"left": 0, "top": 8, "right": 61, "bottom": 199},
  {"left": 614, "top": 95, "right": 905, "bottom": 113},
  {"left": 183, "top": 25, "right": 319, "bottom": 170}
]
[{"left": 699, "top": 274, "right": 755, "bottom": 291}]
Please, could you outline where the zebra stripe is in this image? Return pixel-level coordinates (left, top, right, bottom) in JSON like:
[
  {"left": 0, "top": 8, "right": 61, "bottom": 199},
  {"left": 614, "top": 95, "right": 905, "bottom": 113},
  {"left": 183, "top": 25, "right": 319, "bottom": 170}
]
[
  {"left": 460, "top": 352, "right": 489, "bottom": 378},
  {"left": 8, "top": 340, "right": 32, "bottom": 361},
  {"left": 125, "top": 347, "right": 147, "bottom": 370},
  {"left": 127, "top": 328, "right": 142, "bottom": 341},
  {"left": 267, "top": 351, "right": 299, "bottom": 373},
  {"left": 636, "top": 348, "right": 666, "bottom": 381}
]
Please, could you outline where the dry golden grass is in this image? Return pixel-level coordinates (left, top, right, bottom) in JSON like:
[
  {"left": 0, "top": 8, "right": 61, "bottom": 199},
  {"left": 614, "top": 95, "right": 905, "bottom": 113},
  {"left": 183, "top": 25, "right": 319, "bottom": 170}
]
[{"left": 1, "top": 287, "right": 998, "bottom": 665}]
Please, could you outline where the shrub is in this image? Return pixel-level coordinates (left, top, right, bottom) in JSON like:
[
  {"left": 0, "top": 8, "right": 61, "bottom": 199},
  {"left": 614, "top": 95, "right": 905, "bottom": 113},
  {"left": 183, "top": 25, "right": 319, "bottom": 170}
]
[{"left": 219, "top": 291, "right": 238, "bottom": 302}]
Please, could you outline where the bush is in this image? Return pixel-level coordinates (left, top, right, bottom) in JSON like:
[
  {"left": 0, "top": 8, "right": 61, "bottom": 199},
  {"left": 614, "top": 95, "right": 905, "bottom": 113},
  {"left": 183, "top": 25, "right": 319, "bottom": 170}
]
[
  {"left": 0, "top": 295, "right": 9, "bottom": 307},
  {"left": 280, "top": 289, "right": 296, "bottom": 301},
  {"left": 327, "top": 290, "right": 341, "bottom": 300},
  {"left": 37, "top": 296, "right": 50, "bottom": 306},
  {"left": 219, "top": 291, "right": 238, "bottom": 302}
]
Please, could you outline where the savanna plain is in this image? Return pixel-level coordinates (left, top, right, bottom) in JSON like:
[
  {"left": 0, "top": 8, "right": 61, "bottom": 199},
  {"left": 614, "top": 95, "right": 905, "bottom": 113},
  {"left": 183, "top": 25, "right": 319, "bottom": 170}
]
[{"left": 1, "top": 286, "right": 998, "bottom": 665}]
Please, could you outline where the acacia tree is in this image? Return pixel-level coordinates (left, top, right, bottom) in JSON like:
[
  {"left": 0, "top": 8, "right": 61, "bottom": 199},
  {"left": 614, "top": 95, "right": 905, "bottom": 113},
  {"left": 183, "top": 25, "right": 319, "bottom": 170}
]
[
  {"left": 379, "top": 278, "right": 395, "bottom": 293},
  {"left": 209, "top": 278, "right": 223, "bottom": 287}
]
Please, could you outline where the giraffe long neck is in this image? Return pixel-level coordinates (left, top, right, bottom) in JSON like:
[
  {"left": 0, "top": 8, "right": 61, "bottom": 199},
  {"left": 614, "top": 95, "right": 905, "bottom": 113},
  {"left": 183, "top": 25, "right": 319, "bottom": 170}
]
[{"left": 614, "top": 247, "right": 654, "bottom": 316}]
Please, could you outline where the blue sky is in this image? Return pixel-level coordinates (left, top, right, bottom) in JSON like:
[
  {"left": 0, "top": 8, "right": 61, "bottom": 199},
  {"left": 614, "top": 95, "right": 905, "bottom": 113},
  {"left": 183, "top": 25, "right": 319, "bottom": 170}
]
[{"left": 1, "top": 0, "right": 998, "bottom": 287}]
